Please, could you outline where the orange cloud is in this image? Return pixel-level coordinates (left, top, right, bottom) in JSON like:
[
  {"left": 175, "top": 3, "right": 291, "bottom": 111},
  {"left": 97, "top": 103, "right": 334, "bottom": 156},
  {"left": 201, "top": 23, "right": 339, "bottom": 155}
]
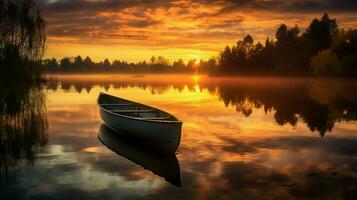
[{"left": 38, "top": 0, "right": 357, "bottom": 62}]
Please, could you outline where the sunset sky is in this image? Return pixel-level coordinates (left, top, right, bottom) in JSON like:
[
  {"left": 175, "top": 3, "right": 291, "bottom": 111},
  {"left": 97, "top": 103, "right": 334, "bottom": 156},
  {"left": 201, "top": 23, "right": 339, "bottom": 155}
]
[{"left": 37, "top": 0, "right": 357, "bottom": 63}]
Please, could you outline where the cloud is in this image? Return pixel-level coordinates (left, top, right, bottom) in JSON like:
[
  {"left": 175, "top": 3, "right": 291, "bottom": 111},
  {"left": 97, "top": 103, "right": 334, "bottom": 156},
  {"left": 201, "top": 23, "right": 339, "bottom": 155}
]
[
  {"left": 218, "top": 0, "right": 357, "bottom": 13},
  {"left": 35, "top": 0, "right": 357, "bottom": 61}
]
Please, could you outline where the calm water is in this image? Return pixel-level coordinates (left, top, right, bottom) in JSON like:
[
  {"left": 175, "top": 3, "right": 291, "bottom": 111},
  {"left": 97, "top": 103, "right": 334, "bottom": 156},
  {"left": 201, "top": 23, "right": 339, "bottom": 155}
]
[{"left": 1, "top": 74, "right": 357, "bottom": 199}]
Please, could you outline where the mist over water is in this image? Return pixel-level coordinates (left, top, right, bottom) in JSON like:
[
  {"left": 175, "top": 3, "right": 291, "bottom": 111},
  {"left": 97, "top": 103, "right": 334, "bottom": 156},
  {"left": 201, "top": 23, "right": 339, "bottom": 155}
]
[{"left": 1, "top": 74, "right": 356, "bottom": 199}]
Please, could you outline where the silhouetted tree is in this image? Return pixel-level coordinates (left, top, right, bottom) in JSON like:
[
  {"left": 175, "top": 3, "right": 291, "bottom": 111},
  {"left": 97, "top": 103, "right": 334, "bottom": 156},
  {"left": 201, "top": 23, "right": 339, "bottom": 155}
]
[
  {"left": 103, "top": 58, "right": 111, "bottom": 70},
  {"left": 274, "top": 24, "right": 304, "bottom": 71},
  {"left": 172, "top": 59, "right": 186, "bottom": 72},
  {"left": 304, "top": 13, "right": 338, "bottom": 53},
  {"left": 259, "top": 38, "right": 275, "bottom": 70},
  {"left": 73, "top": 55, "right": 85, "bottom": 71},
  {"left": 0, "top": 0, "right": 46, "bottom": 84},
  {"left": 84, "top": 56, "right": 94, "bottom": 71},
  {"left": 112, "top": 59, "right": 129, "bottom": 72},
  {"left": 186, "top": 59, "right": 197, "bottom": 72},
  {"left": 200, "top": 58, "right": 218, "bottom": 73},
  {"left": 331, "top": 29, "right": 357, "bottom": 74},
  {"left": 43, "top": 58, "right": 59, "bottom": 72},
  {"left": 237, "top": 35, "right": 255, "bottom": 68},
  {"left": 60, "top": 57, "right": 72, "bottom": 71},
  {"left": 276, "top": 24, "right": 288, "bottom": 44},
  {"left": 219, "top": 46, "right": 234, "bottom": 72}
]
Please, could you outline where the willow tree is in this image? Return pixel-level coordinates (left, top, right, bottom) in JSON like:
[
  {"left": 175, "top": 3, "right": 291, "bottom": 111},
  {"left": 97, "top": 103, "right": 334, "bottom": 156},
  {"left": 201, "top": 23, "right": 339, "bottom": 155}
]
[{"left": 0, "top": 0, "right": 46, "bottom": 84}]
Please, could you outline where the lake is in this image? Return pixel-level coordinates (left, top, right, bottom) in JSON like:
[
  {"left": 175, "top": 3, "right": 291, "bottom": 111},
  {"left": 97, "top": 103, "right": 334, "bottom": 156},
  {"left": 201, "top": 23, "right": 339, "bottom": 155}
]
[{"left": 1, "top": 74, "right": 356, "bottom": 199}]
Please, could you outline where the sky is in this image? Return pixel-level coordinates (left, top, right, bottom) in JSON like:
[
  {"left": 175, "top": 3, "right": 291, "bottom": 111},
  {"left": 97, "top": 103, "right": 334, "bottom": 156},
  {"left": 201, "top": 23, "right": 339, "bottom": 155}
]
[{"left": 37, "top": 0, "right": 357, "bottom": 63}]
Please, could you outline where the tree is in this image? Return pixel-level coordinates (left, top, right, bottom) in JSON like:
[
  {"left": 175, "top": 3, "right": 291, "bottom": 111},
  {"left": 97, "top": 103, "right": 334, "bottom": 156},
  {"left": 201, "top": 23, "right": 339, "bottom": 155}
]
[
  {"left": 331, "top": 29, "right": 357, "bottom": 74},
  {"left": 43, "top": 58, "right": 59, "bottom": 72},
  {"left": 103, "top": 58, "right": 111, "bottom": 70},
  {"left": 242, "top": 35, "right": 255, "bottom": 61},
  {"left": 172, "top": 59, "right": 186, "bottom": 72},
  {"left": 219, "top": 46, "right": 234, "bottom": 72},
  {"left": 310, "top": 49, "right": 342, "bottom": 76},
  {"left": 201, "top": 58, "right": 218, "bottom": 73},
  {"left": 276, "top": 24, "right": 288, "bottom": 45},
  {"left": 149, "top": 56, "right": 170, "bottom": 72},
  {"left": 304, "top": 13, "right": 338, "bottom": 52},
  {"left": 321, "top": 13, "right": 338, "bottom": 37},
  {"left": 150, "top": 56, "right": 156, "bottom": 64},
  {"left": 156, "top": 56, "right": 170, "bottom": 65},
  {"left": 83, "top": 56, "right": 94, "bottom": 71},
  {"left": 186, "top": 59, "right": 198, "bottom": 72},
  {"left": 260, "top": 38, "right": 275, "bottom": 69},
  {"left": 251, "top": 42, "right": 264, "bottom": 67},
  {"left": 274, "top": 24, "right": 304, "bottom": 71},
  {"left": 0, "top": 0, "right": 46, "bottom": 84},
  {"left": 60, "top": 57, "right": 72, "bottom": 71},
  {"left": 74, "top": 55, "right": 85, "bottom": 71}
]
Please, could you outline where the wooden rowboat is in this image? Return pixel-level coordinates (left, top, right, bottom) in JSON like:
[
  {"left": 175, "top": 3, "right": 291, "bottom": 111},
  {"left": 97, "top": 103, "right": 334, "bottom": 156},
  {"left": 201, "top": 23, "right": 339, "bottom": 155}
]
[
  {"left": 98, "top": 124, "right": 181, "bottom": 186},
  {"left": 97, "top": 92, "right": 182, "bottom": 153}
]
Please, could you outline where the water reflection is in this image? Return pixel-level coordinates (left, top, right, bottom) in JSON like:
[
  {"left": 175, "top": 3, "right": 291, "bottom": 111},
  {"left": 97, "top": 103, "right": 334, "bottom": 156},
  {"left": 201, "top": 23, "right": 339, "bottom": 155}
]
[
  {"left": 47, "top": 75, "right": 357, "bottom": 136},
  {"left": 0, "top": 84, "right": 48, "bottom": 184},
  {"left": 0, "top": 75, "right": 356, "bottom": 199},
  {"left": 98, "top": 124, "right": 181, "bottom": 187},
  {"left": 218, "top": 79, "right": 357, "bottom": 136}
]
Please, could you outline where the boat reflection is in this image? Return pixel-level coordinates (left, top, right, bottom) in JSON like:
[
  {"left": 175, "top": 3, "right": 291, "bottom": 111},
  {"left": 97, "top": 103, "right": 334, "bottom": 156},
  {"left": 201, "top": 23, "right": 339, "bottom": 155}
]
[{"left": 98, "top": 124, "right": 181, "bottom": 187}]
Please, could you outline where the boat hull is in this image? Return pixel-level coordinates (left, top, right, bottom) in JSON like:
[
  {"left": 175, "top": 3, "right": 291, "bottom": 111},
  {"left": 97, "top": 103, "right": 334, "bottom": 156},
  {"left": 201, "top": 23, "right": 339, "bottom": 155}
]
[{"left": 98, "top": 94, "right": 182, "bottom": 153}]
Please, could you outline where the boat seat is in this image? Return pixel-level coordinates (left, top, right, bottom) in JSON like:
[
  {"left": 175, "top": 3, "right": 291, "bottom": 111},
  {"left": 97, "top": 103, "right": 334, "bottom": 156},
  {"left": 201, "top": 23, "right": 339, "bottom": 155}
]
[
  {"left": 144, "top": 116, "right": 171, "bottom": 120},
  {"left": 100, "top": 103, "right": 133, "bottom": 106},
  {"left": 112, "top": 109, "right": 155, "bottom": 113},
  {"left": 142, "top": 112, "right": 154, "bottom": 118}
]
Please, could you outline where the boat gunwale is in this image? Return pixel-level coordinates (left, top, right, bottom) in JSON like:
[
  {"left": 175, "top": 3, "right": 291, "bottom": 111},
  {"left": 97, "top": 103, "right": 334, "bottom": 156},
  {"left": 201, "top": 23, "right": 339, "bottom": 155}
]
[{"left": 97, "top": 92, "right": 183, "bottom": 124}]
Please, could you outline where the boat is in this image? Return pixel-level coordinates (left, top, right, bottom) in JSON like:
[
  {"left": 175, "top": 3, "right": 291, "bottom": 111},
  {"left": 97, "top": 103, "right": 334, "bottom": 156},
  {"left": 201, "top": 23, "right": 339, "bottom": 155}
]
[
  {"left": 97, "top": 92, "right": 182, "bottom": 153},
  {"left": 98, "top": 124, "right": 181, "bottom": 186}
]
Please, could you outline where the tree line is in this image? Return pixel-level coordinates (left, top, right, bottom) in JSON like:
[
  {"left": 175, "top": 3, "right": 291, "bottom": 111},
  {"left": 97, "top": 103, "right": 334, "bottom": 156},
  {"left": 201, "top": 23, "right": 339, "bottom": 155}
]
[
  {"left": 218, "top": 13, "right": 357, "bottom": 76},
  {"left": 43, "top": 56, "right": 218, "bottom": 74}
]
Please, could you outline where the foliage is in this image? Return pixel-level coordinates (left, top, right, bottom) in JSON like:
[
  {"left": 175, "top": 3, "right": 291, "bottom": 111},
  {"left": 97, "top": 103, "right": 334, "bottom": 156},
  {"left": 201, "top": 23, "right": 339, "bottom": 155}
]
[
  {"left": 217, "top": 13, "right": 353, "bottom": 76},
  {"left": 304, "top": 13, "right": 338, "bottom": 51},
  {"left": 0, "top": 0, "right": 46, "bottom": 84},
  {"left": 331, "top": 29, "right": 357, "bottom": 75},
  {"left": 310, "top": 49, "right": 342, "bottom": 76}
]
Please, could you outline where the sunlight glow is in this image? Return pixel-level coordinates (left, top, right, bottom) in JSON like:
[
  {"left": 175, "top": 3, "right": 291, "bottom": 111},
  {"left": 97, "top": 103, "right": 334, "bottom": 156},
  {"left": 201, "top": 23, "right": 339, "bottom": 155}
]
[
  {"left": 194, "top": 84, "right": 201, "bottom": 93},
  {"left": 193, "top": 75, "right": 201, "bottom": 83}
]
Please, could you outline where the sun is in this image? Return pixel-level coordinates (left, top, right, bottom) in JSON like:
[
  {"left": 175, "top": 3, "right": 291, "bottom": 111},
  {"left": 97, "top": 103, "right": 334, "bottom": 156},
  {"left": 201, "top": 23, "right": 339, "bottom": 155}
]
[{"left": 195, "top": 59, "right": 200, "bottom": 65}]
